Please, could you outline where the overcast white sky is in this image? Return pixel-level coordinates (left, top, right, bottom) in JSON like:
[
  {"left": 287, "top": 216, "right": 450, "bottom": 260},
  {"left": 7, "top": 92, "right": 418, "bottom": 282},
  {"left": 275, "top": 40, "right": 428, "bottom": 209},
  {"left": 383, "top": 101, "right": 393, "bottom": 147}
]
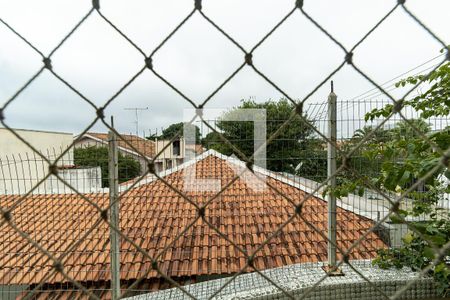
[{"left": 0, "top": 0, "right": 449, "bottom": 136}]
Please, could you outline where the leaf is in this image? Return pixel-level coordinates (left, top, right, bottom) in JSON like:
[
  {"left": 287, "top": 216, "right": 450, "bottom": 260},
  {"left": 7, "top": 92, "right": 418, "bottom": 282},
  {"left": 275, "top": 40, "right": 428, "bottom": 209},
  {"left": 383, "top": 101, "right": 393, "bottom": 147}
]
[
  {"left": 434, "top": 262, "right": 446, "bottom": 273},
  {"left": 423, "top": 247, "right": 435, "bottom": 259},
  {"left": 398, "top": 170, "right": 411, "bottom": 185},
  {"left": 426, "top": 225, "right": 439, "bottom": 235},
  {"left": 430, "top": 235, "right": 446, "bottom": 246},
  {"left": 397, "top": 209, "right": 408, "bottom": 218},
  {"left": 358, "top": 186, "right": 364, "bottom": 197},
  {"left": 402, "top": 232, "right": 414, "bottom": 244},
  {"left": 389, "top": 215, "right": 404, "bottom": 224}
]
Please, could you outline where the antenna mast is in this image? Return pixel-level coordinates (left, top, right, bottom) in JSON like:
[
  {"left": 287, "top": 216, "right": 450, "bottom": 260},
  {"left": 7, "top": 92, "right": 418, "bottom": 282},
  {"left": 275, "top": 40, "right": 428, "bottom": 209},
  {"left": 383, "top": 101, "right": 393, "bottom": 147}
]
[{"left": 124, "top": 107, "right": 149, "bottom": 136}]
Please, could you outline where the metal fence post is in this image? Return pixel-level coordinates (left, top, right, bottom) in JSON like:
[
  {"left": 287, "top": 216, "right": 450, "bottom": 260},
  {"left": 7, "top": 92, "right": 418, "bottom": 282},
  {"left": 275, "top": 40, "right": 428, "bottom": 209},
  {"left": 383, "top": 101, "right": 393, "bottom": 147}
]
[
  {"left": 108, "top": 127, "right": 121, "bottom": 299},
  {"left": 327, "top": 81, "right": 338, "bottom": 269}
]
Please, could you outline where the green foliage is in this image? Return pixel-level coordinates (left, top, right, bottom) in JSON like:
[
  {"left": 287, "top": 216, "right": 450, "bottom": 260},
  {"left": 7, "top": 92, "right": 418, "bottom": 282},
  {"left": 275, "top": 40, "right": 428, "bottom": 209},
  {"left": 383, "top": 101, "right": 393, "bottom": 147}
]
[
  {"left": 74, "top": 146, "right": 141, "bottom": 188},
  {"left": 366, "top": 62, "right": 450, "bottom": 121},
  {"left": 296, "top": 146, "right": 328, "bottom": 181},
  {"left": 149, "top": 122, "right": 201, "bottom": 142},
  {"left": 330, "top": 60, "right": 450, "bottom": 296},
  {"left": 351, "top": 125, "right": 391, "bottom": 144},
  {"left": 202, "top": 98, "right": 325, "bottom": 178},
  {"left": 201, "top": 131, "right": 230, "bottom": 154},
  {"left": 325, "top": 119, "right": 433, "bottom": 200},
  {"left": 372, "top": 214, "right": 450, "bottom": 296}
]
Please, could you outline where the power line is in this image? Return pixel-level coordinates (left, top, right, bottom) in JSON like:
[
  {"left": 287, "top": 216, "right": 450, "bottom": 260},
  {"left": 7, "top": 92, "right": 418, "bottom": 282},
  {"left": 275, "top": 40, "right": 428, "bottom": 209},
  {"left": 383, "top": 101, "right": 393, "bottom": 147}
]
[
  {"left": 337, "top": 59, "right": 443, "bottom": 117},
  {"left": 351, "top": 63, "right": 439, "bottom": 102},
  {"left": 347, "top": 53, "right": 444, "bottom": 102},
  {"left": 307, "top": 54, "right": 444, "bottom": 122}
]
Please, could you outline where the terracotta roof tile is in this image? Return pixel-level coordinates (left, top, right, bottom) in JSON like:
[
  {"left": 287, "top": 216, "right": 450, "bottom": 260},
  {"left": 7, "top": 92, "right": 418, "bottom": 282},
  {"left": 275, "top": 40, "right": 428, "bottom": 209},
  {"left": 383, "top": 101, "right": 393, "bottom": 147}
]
[
  {"left": 1, "top": 153, "right": 387, "bottom": 292},
  {"left": 86, "top": 132, "right": 155, "bottom": 158}
]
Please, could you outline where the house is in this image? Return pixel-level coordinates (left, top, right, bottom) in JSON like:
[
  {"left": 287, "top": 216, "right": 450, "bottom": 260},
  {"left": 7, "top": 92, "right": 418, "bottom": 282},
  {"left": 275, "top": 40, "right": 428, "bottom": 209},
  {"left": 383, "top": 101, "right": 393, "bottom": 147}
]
[
  {"left": 0, "top": 150, "right": 386, "bottom": 299},
  {"left": 151, "top": 138, "right": 204, "bottom": 171},
  {"left": 74, "top": 133, "right": 203, "bottom": 174},
  {"left": 0, "top": 128, "right": 101, "bottom": 194},
  {"left": 152, "top": 138, "right": 185, "bottom": 170},
  {"left": 74, "top": 132, "right": 156, "bottom": 174}
]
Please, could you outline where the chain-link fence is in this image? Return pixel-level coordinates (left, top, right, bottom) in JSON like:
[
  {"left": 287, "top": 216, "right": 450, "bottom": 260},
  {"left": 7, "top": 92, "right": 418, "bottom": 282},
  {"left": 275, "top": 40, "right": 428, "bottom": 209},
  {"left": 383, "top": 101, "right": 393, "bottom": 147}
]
[{"left": 1, "top": 0, "right": 449, "bottom": 299}]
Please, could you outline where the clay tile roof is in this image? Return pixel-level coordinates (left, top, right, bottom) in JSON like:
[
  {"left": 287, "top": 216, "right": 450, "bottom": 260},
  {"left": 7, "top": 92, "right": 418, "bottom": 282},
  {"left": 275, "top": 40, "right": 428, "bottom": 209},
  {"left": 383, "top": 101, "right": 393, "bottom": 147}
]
[
  {"left": 85, "top": 132, "right": 155, "bottom": 158},
  {"left": 0, "top": 150, "right": 386, "bottom": 291}
]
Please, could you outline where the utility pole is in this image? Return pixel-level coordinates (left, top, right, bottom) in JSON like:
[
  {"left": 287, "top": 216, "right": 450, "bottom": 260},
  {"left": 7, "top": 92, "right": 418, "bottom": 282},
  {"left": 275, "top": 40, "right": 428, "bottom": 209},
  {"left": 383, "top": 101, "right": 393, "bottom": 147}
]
[
  {"left": 325, "top": 81, "right": 342, "bottom": 275},
  {"left": 108, "top": 117, "right": 120, "bottom": 299},
  {"left": 124, "top": 107, "right": 148, "bottom": 136}
]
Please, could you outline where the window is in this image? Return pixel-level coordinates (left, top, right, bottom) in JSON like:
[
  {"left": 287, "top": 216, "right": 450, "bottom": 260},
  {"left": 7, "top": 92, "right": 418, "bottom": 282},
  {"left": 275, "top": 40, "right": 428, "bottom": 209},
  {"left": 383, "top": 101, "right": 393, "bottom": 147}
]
[{"left": 172, "top": 140, "right": 180, "bottom": 156}]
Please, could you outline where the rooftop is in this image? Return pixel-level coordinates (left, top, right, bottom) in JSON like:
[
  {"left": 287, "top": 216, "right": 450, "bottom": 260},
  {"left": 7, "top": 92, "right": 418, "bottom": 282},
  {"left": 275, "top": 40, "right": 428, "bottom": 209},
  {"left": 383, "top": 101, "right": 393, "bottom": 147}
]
[
  {"left": 80, "top": 132, "right": 156, "bottom": 158},
  {"left": 0, "top": 151, "right": 386, "bottom": 297}
]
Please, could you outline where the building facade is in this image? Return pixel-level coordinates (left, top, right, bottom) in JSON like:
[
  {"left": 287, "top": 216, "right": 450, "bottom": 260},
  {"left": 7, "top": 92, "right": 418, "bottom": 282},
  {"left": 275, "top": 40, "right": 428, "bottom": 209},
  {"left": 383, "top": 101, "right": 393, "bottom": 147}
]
[{"left": 75, "top": 133, "right": 202, "bottom": 174}]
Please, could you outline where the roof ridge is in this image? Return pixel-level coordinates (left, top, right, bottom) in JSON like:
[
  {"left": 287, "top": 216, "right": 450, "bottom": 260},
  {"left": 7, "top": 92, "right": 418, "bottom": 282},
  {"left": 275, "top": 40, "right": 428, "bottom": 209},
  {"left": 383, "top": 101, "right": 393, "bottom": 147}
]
[
  {"left": 76, "top": 133, "right": 155, "bottom": 158},
  {"left": 119, "top": 149, "right": 306, "bottom": 194},
  {"left": 119, "top": 149, "right": 382, "bottom": 223},
  {"left": 85, "top": 132, "right": 152, "bottom": 140}
]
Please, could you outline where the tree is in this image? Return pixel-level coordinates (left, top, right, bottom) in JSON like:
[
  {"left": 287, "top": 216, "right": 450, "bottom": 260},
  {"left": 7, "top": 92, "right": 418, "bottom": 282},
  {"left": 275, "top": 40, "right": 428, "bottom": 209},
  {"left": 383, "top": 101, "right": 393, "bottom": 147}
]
[
  {"left": 367, "top": 61, "right": 450, "bottom": 120},
  {"left": 149, "top": 122, "right": 201, "bottom": 143},
  {"left": 342, "top": 119, "right": 432, "bottom": 181},
  {"left": 331, "top": 60, "right": 450, "bottom": 296},
  {"left": 202, "top": 98, "right": 324, "bottom": 178},
  {"left": 295, "top": 138, "right": 328, "bottom": 181},
  {"left": 74, "top": 146, "right": 141, "bottom": 188},
  {"left": 202, "top": 131, "right": 230, "bottom": 154},
  {"left": 351, "top": 125, "right": 391, "bottom": 144},
  {"left": 390, "top": 119, "right": 431, "bottom": 139}
]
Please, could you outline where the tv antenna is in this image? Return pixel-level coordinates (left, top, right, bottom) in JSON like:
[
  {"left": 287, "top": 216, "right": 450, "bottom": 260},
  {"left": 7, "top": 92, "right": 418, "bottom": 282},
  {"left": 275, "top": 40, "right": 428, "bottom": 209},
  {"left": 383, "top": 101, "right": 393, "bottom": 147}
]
[{"left": 124, "top": 107, "right": 149, "bottom": 136}]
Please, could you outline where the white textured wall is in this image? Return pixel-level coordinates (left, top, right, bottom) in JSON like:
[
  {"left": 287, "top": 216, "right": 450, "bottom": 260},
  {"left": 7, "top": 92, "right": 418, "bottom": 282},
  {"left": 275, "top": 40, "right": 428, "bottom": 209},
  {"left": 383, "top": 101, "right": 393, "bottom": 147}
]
[
  {"left": 0, "top": 128, "right": 74, "bottom": 194},
  {"left": 131, "top": 260, "right": 439, "bottom": 300},
  {"left": 0, "top": 128, "right": 73, "bottom": 162},
  {"left": 155, "top": 138, "right": 185, "bottom": 159},
  {"left": 44, "top": 167, "right": 103, "bottom": 194}
]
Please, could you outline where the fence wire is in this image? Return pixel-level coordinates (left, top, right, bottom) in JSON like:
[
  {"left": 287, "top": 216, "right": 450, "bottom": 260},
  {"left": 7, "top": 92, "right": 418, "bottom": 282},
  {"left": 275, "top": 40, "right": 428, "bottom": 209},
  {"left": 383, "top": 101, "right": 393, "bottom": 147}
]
[{"left": 1, "top": 0, "right": 449, "bottom": 299}]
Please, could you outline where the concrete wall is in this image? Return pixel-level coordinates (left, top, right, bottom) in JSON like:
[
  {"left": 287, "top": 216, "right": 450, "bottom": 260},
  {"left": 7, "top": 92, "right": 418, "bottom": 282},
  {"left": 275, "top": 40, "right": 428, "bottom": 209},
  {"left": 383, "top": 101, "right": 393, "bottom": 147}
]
[
  {"left": 0, "top": 128, "right": 74, "bottom": 163},
  {"left": 0, "top": 154, "right": 102, "bottom": 194},
  {"left": 132, "top": 260, "right": 439, "bottom": 300},
  {"left": 154, "top": 139, "right": 184, "bottom": 171},
  {"left": 43, "top": 167, "right": 103, "bottom": 194},
  {"left": 0, "top": 128, "right": 74, "bottom": 194}
]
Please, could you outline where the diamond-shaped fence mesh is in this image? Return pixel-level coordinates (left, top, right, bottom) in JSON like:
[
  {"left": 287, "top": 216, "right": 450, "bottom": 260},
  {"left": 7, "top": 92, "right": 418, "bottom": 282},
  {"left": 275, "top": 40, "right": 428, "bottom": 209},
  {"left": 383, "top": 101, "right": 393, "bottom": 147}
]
[{"left": 1, "top": 1, "right": 449, "bottom": 299}]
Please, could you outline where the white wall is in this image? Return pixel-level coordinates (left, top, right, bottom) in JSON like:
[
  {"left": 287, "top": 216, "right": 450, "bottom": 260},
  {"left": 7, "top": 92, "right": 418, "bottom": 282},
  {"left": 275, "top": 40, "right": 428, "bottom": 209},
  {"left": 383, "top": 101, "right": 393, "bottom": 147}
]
[
  {"left": 44, "top": 167, "right": 103, "bottom": 194},
  {"left": 154, "top": 138, "right": 185, "bottom": 159},
  {"left": 0, "top": 128, "right": 74, "bottom": 194},
  {"left": 0, "top": 128, "right": 74, "bottom": 162},
  {"left": 152, "top": 138, "right": 201, "bottom": 172}
]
